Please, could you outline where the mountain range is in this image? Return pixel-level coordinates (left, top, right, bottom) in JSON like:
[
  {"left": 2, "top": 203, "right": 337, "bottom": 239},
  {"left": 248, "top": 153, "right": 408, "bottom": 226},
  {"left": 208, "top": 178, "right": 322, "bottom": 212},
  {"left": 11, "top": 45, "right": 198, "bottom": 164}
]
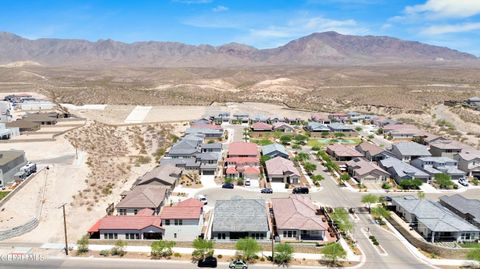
[{"left": 0, "top": 31, "right": 477, "bottom": 67}]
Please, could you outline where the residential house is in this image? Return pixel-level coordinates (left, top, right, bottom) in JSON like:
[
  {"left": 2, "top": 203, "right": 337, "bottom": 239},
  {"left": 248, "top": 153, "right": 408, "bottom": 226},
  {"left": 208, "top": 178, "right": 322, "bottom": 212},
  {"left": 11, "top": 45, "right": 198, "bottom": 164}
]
[
  {"left": 379, "top": 157, "right": 430, "bottom": 184},
  {"left": 284, "top": 117, "right": 303, "bottom": 125},
  {"left": 225, "top": 142, "right": 260, "bottom": 179},
  {"left": 305, "top": 122, "right": 330, "bottom": 133},
  {"left": 271, "top": 195, "right": 328, "bottom": 241},
  {"left": 411, "top": 157, "right": 465, "bottom": 180},
  {"left": 251, "top": 122, "right": 273, "bottom": 132},
  {"left": 88, "top": 208, "right": 163, "bottom": 240},
  {"left": 262, "top": 143, "right": 289, "bottom": 159},
  {"left": 355, "top": 142, "right": 387, "bottom": 162},
  {"left": 22, "top": 113, "right": 57, "bottom": 125},
  {"left": 251, "top": 115, "right": 270, "bottom": 123},
  {"left": 310, "top": 114, "right": 331, "bottom": 124},
  {"left": 135, "top": 164, "right": 183, "bottom": 188},
  {"left": 372, "top": 116, "right": 397, "bottom": 127},
  {"left": 233, "top": 113, "right": 249, "bottom": 124},
  {"left": 160, "top": 198, "right": 204, "bottom": 241},
  {"left": 455, "top": 149, "right": 480, "bottom": 178},
  {"left": 185, "top": 127, "right": 223, "bottom": 138},
  {"left": 201, "top": 143, "right": 222, "bottom": 153},
  {"left": 328, "top": 113, "right": 348, "bottom": 122},
  {"left": 195, "top": 152, "right": 220, "bottom": 175},
  {"left": 116, "top": 185, "right": 170, "bottom": 215},
  {"left": 211, "top": 199, "right": 270, "bottom": 241},
  {"left": 272, "top": 122, "right": 295, "bottom": 133},
  {"left": 392, "top": 196, "right": 480, "bottom": 242},
  {"left": 429, "top": 140, "right": 464, "bottom": 158},
  {"left": 327, "top": 123, "right": 354, "bottom": 133},
  {"left": 326, "top": 144, "right": 363, "bottom": 162},
  {"left": 440, "top": 194, "right": 480, "bottom": 228},
  {"left": 167, "top": 139, "right": 201, "bottom": 159},
  {"left": 383, "top": 124, "right": 420, "bottom": 139},
  {"left": 6, "top": 119, "right": 41, "bottom": 133},
  {"left": 0, "top": 123, "right": 19, "bottom": 140},
  {"left": 345, "top": 157, "right": 390, "bottom": 183},
  {"left": 265, "top": 157, "right": 300, "bottom": 184},
  {"left": 0, "top": 150, "right": 28, "bottom": 187},
  {"left": 390, "top": 142, "right": 431, "bottom": 163}
]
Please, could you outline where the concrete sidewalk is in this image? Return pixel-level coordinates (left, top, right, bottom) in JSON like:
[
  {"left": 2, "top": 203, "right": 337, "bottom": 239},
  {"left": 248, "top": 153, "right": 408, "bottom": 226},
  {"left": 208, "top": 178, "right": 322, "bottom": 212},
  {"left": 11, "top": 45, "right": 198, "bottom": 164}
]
[{"left": 40, "top": 243, "right": 361, "bottom": 262}]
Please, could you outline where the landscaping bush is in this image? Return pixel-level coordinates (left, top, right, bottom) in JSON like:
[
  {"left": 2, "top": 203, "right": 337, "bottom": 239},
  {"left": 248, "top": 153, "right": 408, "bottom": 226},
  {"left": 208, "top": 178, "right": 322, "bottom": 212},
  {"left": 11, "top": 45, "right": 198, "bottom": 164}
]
[
  {"left": 99, "top": 249, "right": 110, "bottom": 256},
  {"left": 76, "top": 235, "right": 89, "bottom": 255},
  {"left": 381, "top": 182, "right": 391, "bottom": 189},
  {"left": 111, "top": 240, "right": 127, "bottom": 257}
]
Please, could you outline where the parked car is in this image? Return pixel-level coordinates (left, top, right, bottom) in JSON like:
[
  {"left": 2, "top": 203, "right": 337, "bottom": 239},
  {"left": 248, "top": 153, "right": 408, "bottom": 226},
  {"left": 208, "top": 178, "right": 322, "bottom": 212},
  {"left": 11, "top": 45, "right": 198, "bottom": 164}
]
[
  {"left": 198, "top": 256, "right": 217, "bottom": 268},
  {"left": 229, "top": 260, "right": 248, "bottom": 269},
  {"left": 261, "top": 188, "right": 273, "bottom": 194},
  {"left": 292, "top": 187, "right": 309, "bottom": 194},
  {"left": 222, "top": 182, "right": 234, "bottom": 189},
  {"left": 196, "top": 194, "right": 208, "bottom": 205},
  {"left": 458, "top": 178, "right": 469, "bottom": 187},
  {"left": 245, "top": 179, "right": 251, "bottom": 186}
]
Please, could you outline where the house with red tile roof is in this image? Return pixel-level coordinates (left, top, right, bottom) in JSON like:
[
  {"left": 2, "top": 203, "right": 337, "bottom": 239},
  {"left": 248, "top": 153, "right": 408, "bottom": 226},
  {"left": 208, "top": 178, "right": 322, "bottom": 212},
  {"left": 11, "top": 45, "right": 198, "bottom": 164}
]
[
  {"left": 88, "top": 208, "right": 164, "bottom": 240},
  {"left": 251, "top": 122, "right": 273, "bottom": 132},
  {"left": 159, "top": 198, "right": 204, "bottom": 241},
  {"left": 225, "top": 142, "right": 260, "bottom": 179},
  {"left": 271, "top": 195, "right": 328, "bottom": 241}
]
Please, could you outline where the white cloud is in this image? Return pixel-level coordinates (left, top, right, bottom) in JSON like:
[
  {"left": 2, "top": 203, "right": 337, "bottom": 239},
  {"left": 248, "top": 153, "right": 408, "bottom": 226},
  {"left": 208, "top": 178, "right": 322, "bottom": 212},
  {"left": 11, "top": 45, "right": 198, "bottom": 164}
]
[
  {"left": 212, "top": 5, "right": 228, "bottom": 12},
  {"left": 421, "top": 22, "right": 480, "bottom": 35},
  {"left": 405, "top": 0, "right": 480, "bottom": 19}
]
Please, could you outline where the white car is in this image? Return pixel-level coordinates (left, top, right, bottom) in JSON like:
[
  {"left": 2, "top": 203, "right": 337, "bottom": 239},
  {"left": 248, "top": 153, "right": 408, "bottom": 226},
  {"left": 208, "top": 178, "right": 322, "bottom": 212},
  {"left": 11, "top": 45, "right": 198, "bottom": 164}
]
[
  {"left": 244, "top": 179, "right": 251, "bottom": 186},
  {"left": 458, "top": 178, "right": 469, "bottom": 187},
  {"left": 196, "top": 195, "right": 208, "bottom": 205}
]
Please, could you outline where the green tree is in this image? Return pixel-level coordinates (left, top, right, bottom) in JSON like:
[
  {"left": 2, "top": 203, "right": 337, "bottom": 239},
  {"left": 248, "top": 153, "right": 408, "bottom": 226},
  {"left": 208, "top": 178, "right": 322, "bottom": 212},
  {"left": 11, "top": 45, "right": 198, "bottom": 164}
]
[
  {"left": 296, "top": 152, "right": 310, "bottom": 162},
  {"left": 224, "top": 177, "right": 234, "bottom": 184},
  {"left": 76, "top": 235, "right": 89, "bottom": 255},
  {"left": 274, "top": 243, "right": 294, "bottom": 265},
  {"left": 361, "top": 194, "right": 379, "bottom": 212},
  {"left": 339, "top": 173, "right": 350, "bottom": 183},
  {"left": 334, "top": 132, "right": 346, "bottom": 138},
  {"left": 399, "top": 178, "right": 423, "bottom": 190},
  {"left": 280, "top": 135, "right": 292, "bottom": 145},
  {"left": 434, "top": 173, "right": 454, "bottom": 189},
  {"left": 235, "top": 237, "right": 261, "bottom": 261},
  {"left": 294, "top": 134, "right": 308, "bottom": 142},
  {"left": 331, "top": 208, "right": 353, "bottom": 234},
  {"left": 192, "top": 238, "right": 215, "bottom": 261},
  {"left": 371, "top": 206, "right": 390, "bottom": 220},
  {"left": 321, "top": 242, "right": 346, "bottom": 265},
  {"left": 151, "top": 240, "right": 176, "bottom": 258},
  {"left": 260, "top": 155, "right": 271, "bottom": 166},
  {"left": 303, "top": 162, "right": 317, "bottom": 174},
  {"left": 311, "top": 174, "right": 324, "bottom": 182}
]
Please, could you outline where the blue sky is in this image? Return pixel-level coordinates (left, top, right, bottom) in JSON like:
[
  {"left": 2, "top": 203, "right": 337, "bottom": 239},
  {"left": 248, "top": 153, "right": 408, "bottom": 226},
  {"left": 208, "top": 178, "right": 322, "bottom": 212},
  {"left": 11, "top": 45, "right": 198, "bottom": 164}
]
[{"left": 1, "top": 0, "right": 480, "bottom": 55}]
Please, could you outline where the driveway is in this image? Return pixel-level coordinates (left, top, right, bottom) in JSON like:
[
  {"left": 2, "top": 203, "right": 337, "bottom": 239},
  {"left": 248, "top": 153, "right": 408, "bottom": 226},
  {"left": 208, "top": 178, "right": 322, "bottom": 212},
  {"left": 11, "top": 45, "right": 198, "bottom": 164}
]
[{"left": 200, "top": 175, "right": 217, "bottom": 188}]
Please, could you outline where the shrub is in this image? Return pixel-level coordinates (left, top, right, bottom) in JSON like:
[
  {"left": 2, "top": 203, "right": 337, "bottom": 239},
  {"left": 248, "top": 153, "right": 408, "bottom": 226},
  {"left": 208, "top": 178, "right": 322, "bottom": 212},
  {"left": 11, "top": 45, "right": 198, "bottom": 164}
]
[
  {"left": 381, "top": 182, "right": 391, "bottom": 189},
  {"left": 76, "top": 235, "right": 89, "bottom": 255},
  {"left": 99, "top": 249, "right": 110, "bottom": 256},
  {"left": 111, "top": 240, "right": 127, "bottom": 257},
  {"left": 217, "top": 254, "right": 223, "bottom": 259},
  {"left": 151, "top": 240, "right": 176, "bottom": 258}
]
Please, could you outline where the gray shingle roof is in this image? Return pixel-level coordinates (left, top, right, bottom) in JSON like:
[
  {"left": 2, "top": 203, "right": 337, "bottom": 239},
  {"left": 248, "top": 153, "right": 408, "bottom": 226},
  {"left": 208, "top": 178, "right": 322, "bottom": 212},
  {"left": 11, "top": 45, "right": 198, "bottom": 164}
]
[
  {"left": 380, "top": 157, "right": 429, "bottom": 179},
  {"left": 440, "top": 194, "right": 480, "bottom": 225},
  {"left": 201, "top": 143, "right": 222, "bottom": 149},
  {"left": 262, "top": 143, "right": 288, "bottom": 157},
  {"left": 212, "top": 199, "right": 269, "bottom": 232},
  {"left": 392, "top": 196, "right": 479, "bottom": 232},
  {"left": 307, "top": 122, "right": 330, "bottom": 131},
  {"left": 168, "top": 139, "right": 200, "bottom": 156},
  {"left": 392, "top": 142, "right": 431, "bottom": 157}
]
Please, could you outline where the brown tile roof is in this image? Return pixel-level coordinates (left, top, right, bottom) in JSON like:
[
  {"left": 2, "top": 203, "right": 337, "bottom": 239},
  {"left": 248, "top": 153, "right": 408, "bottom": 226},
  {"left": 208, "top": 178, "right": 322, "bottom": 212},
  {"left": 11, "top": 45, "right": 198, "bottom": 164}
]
[
  {"left": 266, "top": 156, "right": 300, "bottom": 177},
  {"left": 356, "top": 142, "right": 384, "bottom": 157},
  {"left": 327, "top": 144, "right": 363, "bottom": 158},
  {"left": 430, "top": 139, "right": 466, "bottom": 150},
  {"left": 116, "top": 185, "right": 169, "bottom": 209},
  {"left": 346, "top": 158, "right": 389, "bottom": 177},
  {"left": 251, "top": 122, "right": 273, "bottom": 131},
  {"left": 97, "top": 215, "right": 163, "bottom": 230},
  {"left": 271, "top": 195, "right": 327, "bottom": 231},
  {"left": 136, "top": 164, "right": 182, "bottom": 186}
]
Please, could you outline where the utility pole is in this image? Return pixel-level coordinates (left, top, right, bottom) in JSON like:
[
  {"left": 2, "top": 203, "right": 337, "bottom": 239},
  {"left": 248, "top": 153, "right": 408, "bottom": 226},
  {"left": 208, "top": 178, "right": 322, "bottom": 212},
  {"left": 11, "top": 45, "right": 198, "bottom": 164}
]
[
  {"left": 59, "top": 203, "right": 69, "bottom": 255},
  {"left": 271, "top": 235, "right": 274, "bottom": 264}
]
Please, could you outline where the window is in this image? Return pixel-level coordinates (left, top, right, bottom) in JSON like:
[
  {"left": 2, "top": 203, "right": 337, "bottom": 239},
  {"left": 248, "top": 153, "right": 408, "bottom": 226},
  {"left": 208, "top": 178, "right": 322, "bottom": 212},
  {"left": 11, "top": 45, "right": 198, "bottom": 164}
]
[
  {"left": 292, "top": 231, "right": 297, "bottom": 238},
  {"left": 283, "top": 231, "right": 287, "bottom": 238},
  {"left": 174, "top": 233, "right": 177, "bottom": 239},
  {"left": 287, "top": 231, "right": 292, "bottom": 238},
  {"left": 119, "top": 209, "right": 126, "bottom": 215},
  {"left": 104, "top": 233, "right": 117, "bottom": 239},
  {"left": 165, "top": 220, "right": 170, "bottom": 226},
  {"left": 126, "top": 233, "right": 139, "bottom": 240},
  {"left": 133, "top": 209, "right": 138, "bottom": 215},
  {"left": 174, "top": 219, "right": 183, "bottom": 226}
]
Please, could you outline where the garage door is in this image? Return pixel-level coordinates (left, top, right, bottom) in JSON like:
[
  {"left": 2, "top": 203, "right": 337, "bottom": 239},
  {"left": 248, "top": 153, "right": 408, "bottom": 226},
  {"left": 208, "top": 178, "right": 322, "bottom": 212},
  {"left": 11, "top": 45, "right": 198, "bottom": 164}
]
[{"left": 202, "top": 170, "right": 215, "bottom": 175}]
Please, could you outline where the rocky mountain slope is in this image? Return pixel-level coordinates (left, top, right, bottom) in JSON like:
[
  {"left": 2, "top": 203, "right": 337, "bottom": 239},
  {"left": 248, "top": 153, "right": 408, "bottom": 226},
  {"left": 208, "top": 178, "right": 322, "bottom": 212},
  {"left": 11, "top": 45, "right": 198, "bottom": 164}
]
[{"left": 0, "top": 31, "right": 477, "bottom": 67}]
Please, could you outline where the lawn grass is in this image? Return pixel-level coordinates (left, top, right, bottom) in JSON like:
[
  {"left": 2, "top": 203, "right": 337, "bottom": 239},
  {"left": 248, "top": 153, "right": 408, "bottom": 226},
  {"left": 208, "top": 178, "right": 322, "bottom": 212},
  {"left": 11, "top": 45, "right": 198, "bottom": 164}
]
[
  {"left": 0, "top": 191, "right": 10, "bottom": 201},
  {"left": 459, "top": 242, "right": 480, "bottom": 248},
  {"left": 251, "top": 138, "right": 273, "bottom": 146},
  {"left": 307, "top": 137, "right": 361, "bottom": 148}
]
